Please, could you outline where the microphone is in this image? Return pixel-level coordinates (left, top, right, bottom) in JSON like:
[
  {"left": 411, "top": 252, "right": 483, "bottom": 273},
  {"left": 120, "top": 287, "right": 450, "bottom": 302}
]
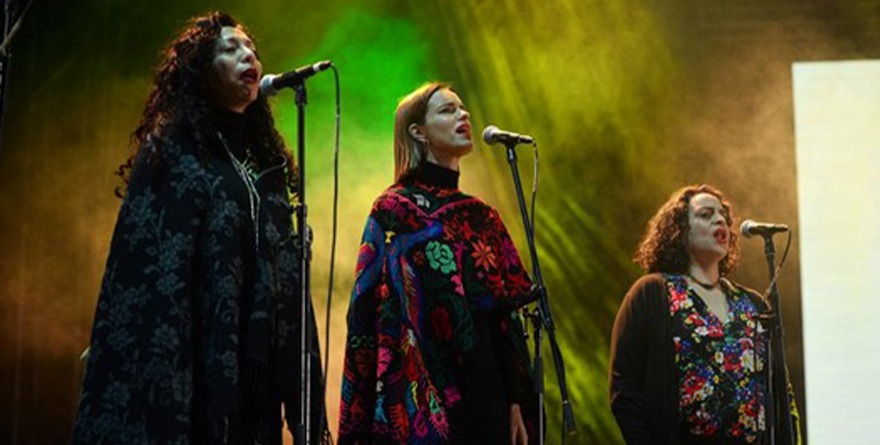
[
  {"left": 260, "top": 60, "right": 332, "bottom": 96},
  {"left": 482, "top": 125, "right": 535, "bottom": 146},
  {"left": 740, "top": 219, "right": 789, "bottom": 238}
]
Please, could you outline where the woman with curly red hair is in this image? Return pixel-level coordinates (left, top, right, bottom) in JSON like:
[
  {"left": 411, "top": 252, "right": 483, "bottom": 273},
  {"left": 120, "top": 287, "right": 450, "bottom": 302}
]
[
  {"left": 609, "top": 184, "right": 800, "bottom": 445},
  {"left": 338, "top": 83, "right": 537, "bottom": 444},
  {"left": 72, "top": 12, "right": 327, "bottom": 444}
]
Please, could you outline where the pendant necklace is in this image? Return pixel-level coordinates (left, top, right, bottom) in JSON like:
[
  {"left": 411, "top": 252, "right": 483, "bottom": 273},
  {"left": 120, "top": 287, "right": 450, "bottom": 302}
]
[{"left": 687, "top": 273, "right": 719, "bottom": 290}]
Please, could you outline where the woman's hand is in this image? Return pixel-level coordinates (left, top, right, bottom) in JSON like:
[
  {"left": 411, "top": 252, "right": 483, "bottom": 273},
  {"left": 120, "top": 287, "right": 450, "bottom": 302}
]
[{"left": 510, "top": 403, "right": 528, "bottom": 445}]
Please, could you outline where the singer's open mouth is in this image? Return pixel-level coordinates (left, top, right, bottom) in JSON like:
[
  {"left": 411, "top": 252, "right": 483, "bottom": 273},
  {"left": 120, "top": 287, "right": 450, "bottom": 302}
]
[
  {"left": 456, "top": 123, "right": 471, "bottom": 137},
  {"left": 713, "top": 228, "right": 728, "bottom": 244},
  {"left": 240, "top": 68, "right": 258, "bottom": 83}
]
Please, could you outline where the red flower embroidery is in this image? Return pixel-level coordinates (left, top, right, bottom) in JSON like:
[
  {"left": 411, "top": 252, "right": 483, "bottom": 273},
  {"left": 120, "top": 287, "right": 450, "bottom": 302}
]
[
  {"left": 498, "top": 236, "right": 519, "bottom": 270},
  {"left": 413, "top": 409, "right": 429, "bottom": 437},
  {"left": 669, "top": 288, "right": 688, "bottom": 313},
  {"left": 471, "top": 240, "right": 497, "bottom": 271},
  {"left": 508, "top": 272, "right": 531, "bottom": 295},
  {"left": 450, "top": 275, "right": 465, "bottom": 296},
  {"left": 459, "top": 220, "right": 475, "bottom": 239},
  {"left": 705, "top": 323, "right": 724, "bottom": 338},
  {"left": 724, "top": 353, "right": 739, "bottom": 371},
  {"left": 413, "top": 250, "right": 427, "bottom": 267}
]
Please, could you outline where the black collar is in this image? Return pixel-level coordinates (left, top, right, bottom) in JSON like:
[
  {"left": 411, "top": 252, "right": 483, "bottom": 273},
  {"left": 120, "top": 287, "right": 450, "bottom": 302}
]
[
  {"left": 404, "top": 161, "right": 460, "bottom": 190},
  {"left": 209, "top": 106, "right": 248, "bottom": 158}
]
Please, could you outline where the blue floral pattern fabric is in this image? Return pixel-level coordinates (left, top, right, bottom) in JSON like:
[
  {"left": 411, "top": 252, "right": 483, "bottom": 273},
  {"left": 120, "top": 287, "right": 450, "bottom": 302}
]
[{"left": 72, "top": 122, "right": 325, "bottom": 444}]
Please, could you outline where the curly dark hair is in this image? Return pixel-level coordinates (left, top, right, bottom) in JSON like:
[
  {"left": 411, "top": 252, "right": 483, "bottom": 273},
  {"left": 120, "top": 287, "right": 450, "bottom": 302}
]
[
  {"left": 115, "top": 11, "right": 295, "bottom": 197},
  {"left": 634, "top": 184, "right": 740, "bottom": 275}
]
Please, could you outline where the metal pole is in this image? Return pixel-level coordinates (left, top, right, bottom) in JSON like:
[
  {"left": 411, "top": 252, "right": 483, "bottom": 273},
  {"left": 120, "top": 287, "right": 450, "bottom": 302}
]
[
  {"left": 504, "top": 143, "right": 575, "bottom": 443},
  {"left": 293, "top": 82, "right": 313, "bottom": 445}
]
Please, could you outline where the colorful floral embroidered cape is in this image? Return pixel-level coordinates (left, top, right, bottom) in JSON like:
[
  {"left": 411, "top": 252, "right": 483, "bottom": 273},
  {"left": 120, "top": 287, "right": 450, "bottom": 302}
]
[
  {"left": 666, "top": 274, "right": 767, "bottom": 443},
  {"left": 339, "top": 164, "right": 536, "bottom": 444}
]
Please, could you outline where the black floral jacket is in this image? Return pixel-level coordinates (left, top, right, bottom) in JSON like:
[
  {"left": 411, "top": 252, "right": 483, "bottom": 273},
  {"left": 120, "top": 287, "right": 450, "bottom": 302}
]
[{"left": 73, "top": 133, "right": 326, "bottom": 444}]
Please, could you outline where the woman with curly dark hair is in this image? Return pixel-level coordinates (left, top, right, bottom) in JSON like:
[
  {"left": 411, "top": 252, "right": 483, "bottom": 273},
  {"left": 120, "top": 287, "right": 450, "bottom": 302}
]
[
  {"left": 72, "top": 11, "right": 326, "bottom": 444},
  {"left": 338, "top": 83, "right": 537, "bottom": 444},
  {"left": 609, "top": 184, "right": 801, "bottom": 445}
]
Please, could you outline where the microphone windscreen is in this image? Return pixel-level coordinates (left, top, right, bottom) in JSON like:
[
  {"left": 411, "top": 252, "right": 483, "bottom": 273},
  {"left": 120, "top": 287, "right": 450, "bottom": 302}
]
[
  {"left": 259, "top": 74, "right": 278, "bottom": 97},
  {"left": 740, "top": 219, "right": 755, "bottom": 237},
  {"left": 482, "top": 125, "right": 499, "bottom": 144}
]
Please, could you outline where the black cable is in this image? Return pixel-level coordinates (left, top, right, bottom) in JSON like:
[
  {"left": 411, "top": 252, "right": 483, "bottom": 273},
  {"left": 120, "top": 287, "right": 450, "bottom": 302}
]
[
  {"left": 530, "top": 143, "right": 538, "bottom": 236},
  {"left": 317, "top": 64, "right": 340, "bottom": 445},
  {"left": 761, "top": 230, "right": 792, "bottom": 299},
  {"left": 527, "top": 143, "right": 572, "bottom": 445}
]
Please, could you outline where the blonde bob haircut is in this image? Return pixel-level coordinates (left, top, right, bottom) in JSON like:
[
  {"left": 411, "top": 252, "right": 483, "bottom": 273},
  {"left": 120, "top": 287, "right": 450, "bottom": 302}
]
[{"left": 393, "top": 82, "right": 451, "bottom": 182}]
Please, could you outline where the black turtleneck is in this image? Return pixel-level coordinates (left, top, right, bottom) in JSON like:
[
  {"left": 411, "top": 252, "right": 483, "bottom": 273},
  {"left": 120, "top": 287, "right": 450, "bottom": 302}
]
[
  {"left": 403, "top": 161, "right": 460, "bottom": 190},
  {"left": 208, "top": 106, "right": 249, "bottom": 160}
]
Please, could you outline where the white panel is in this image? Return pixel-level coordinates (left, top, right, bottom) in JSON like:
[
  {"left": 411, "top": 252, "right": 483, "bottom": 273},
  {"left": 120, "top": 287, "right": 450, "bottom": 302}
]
[{"left": 793, "top": 60, "right": 880, "bottom": 445}]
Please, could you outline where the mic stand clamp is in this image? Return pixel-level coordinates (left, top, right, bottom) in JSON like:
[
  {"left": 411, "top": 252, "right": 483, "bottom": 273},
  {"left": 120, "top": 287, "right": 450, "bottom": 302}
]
[{"left": 504, "top": 142, "right": 576, "bottom": 444}]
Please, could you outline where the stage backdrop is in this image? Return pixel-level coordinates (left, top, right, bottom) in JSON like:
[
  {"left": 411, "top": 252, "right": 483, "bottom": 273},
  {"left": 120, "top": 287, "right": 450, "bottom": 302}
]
[{"left": 1, "top": 0, "right": 878, "bottom": 443}]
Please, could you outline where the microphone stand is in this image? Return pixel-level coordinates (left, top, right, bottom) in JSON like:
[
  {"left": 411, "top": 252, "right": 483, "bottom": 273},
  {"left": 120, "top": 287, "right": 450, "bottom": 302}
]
[
  {"left": 293, "top": 81, "right": 316, "bottom": 445},
  {"left": 758, "top": 233, "right": 796, "bottom": 445},
  {"left": 503, "top": 142, "right": 576, "bottom": 443}
]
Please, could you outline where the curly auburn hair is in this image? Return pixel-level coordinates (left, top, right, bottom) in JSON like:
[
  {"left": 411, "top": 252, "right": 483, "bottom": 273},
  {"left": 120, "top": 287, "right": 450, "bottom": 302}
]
[
  {"left": 634, "top": 184, "right": 740, "bottom": 275},
  {"left": 115, "top": 11, "right": 295, "bottom": 197}
]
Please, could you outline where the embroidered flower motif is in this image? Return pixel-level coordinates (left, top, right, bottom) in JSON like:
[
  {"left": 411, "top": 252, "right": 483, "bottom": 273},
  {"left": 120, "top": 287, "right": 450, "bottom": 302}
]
[
  {"left": 428, "top": 390, "right": 441, "bottom": 414},
  {"left": 498, "top": 236, "right": 518, "bottom": 270},
  {"left": 669, "top": 287, "right": 694, "bottom": 313},
  {"left": 376, "top": 346, "right": 393, "bottom": 377},
  {"left": 413, "top": 408, "right": 429, "bottom": 437},
  {"left": 102, "top": 381, "right": 131, "bottom": 408},
  {"left": 741, "top": 350, "right": 755, "bottom": 372},
  {"left": 151, "top": 324, "right": 178, "bottom": 350},
  {"left": 340, "top": 184, "right": 534, "bottom": 444},
  {"left": 444, "top": 386, "right": 461, "bottom": 406},
  {"left": 409, "top": 381, "right": 420, "bottom": 411},
  {"left": 705, "top": 323, "right": 724, "bottom": 338},
  {"left": 471, "top": 240, "right": 496, "bottom": 271},
  {"left": 425, "top": 241, "right": 456, "bottom": 274},
  {"left": 413, "top": 250, "right": 427, "bottom": 267},
  {"left": 508, "top": 272, "right": 531, "bottom": 297},
  {"left": 450, "top": 274, "right": 465, "bottom": 296}
]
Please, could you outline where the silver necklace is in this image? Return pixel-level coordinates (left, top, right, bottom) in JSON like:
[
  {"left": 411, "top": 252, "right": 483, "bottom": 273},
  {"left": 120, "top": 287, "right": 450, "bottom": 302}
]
[{"left": 218, "top": 132, "right": 261, "bottom": 252}]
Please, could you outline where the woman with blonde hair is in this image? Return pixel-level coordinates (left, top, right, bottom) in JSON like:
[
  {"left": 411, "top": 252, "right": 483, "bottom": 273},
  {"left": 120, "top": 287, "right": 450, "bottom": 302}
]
[{"left": 339, "top": 83, "right": 537, "bottom": 444}]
